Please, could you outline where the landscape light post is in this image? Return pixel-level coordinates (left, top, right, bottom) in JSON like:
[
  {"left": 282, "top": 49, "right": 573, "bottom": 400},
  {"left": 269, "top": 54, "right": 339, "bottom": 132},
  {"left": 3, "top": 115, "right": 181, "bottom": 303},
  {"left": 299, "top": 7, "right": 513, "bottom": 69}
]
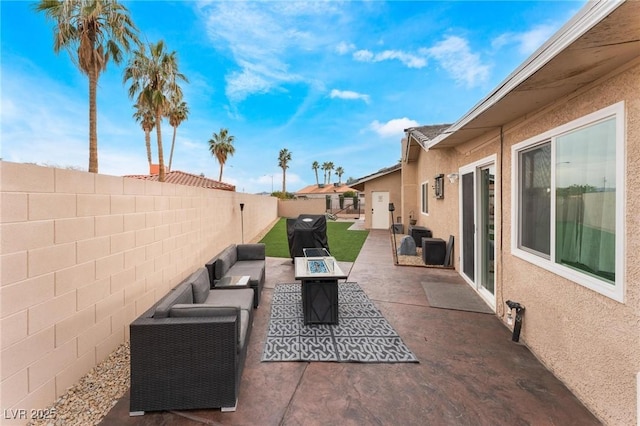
[
  {"left": 388, "top": 203, "right": 398, "bottom": 265},
  {"left": 240, "top": 203, "right": 245, "bottom": 243}
]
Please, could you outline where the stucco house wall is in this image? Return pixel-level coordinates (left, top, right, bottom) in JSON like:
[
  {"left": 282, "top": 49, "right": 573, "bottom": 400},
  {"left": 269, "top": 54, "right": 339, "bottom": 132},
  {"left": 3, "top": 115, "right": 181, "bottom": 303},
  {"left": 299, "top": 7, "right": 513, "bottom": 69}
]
[
  {"left": 498, "top": 61, "right": 640, "bottom": 426},
  {"left": 402, "top": 59, "right": 639, "bottom": 425},
  {"left": 0, "top": 162, "right": 278, "bottom": 425},
  {"left": 356, "top": 170, "right": 401, "bottom": 230},
  {"left": 401, "top": 145, "right": 468, "bottom": 259}
]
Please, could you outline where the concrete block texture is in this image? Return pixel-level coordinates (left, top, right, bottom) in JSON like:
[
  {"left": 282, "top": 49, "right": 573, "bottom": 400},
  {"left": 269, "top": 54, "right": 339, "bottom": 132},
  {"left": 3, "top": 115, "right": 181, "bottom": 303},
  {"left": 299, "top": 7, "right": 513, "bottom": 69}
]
[{"left": 0, "top": 161, "right": 278, "bottom": 421}]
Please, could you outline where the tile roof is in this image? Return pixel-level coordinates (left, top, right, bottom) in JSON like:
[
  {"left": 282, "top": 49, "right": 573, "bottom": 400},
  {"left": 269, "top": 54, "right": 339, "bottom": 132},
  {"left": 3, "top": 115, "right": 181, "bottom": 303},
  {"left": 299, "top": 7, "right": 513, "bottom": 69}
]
[
  {"left": 124, "top": 170, "right": 236, "bottom": 191},
  {"left": 350, "top": 163, "right": 401, "bottom": 186},
  {"left": 404, "top": 124, "right": 452, "bottom": 147},
  {"left": 295, "top": 183, "right": 357, "bottom": 195}
]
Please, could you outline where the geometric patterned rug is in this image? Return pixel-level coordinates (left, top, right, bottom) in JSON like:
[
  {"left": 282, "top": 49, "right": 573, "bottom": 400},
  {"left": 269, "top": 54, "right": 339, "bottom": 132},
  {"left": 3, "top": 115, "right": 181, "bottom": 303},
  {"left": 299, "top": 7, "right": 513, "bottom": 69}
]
[{"left": 261, "top": 282, "right": 419, "bottom": 363}]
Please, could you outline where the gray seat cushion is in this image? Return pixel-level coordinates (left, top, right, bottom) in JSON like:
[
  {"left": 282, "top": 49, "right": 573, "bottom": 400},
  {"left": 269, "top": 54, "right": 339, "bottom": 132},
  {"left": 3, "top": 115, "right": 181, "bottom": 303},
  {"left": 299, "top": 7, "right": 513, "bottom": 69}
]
[
  {"left": 214, "top": 245, "right": 238, "bottom": 279},
  {"left": 204, "top": 288, "right": 254, "bottom": 313},
  {"left": 237, "top": 243, "right": 265, "bottom": 261},
  {"left": 190, "top": 268, "right": 211, "bottom": 303},
  {"left": 154, "top": 281, "right": 194, "bottom": 319},
  {"left": 226, "top": 260, "right": 264, "bottom": 284},
  {"left": 169, "top": 305, "right": 237, "bottom": 318}
]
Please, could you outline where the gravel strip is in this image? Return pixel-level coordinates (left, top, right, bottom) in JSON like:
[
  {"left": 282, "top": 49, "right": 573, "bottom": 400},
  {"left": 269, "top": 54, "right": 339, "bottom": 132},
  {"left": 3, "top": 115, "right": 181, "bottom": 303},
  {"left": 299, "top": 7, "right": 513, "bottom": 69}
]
[
  {"left": 394, "top": 234, "right": 427, "bottom": 266},
  {"left": 28, "top": 342, "right": 130, "bottom": 426}
]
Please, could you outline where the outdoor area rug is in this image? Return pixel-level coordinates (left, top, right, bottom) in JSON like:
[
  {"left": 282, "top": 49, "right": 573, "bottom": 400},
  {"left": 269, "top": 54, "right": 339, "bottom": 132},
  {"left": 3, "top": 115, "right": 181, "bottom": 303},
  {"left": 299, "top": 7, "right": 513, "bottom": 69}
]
[
  {"left": 421, "top": 281, "right": 494, "bottom": 314},
  {"left": 262, "top": 282, "right": 419, "bottom": 363}
]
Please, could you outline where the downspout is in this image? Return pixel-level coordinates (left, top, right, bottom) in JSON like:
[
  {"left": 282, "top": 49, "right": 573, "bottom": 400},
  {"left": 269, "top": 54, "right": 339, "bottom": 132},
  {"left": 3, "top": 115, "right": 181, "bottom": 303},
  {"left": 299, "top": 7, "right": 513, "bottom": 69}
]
[{"left": 499, "top": 126, "right": 505, "bottom": 317}]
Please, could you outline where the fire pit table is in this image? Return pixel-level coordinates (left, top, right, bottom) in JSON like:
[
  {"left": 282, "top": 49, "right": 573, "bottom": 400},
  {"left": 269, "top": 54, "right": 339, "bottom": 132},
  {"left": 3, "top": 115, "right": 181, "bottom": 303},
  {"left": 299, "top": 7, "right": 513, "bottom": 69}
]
[{"left": 294, "top": 252, "right": 347, "bottom": 325}]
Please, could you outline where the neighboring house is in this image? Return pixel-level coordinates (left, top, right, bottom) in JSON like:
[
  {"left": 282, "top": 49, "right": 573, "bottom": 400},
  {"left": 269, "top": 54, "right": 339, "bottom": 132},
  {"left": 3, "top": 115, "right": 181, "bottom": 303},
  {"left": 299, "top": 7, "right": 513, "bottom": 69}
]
[
  {"left": 400, "top": 1, "right": 639, "bottom": 424},
  {"left": 294, "top": 183, "right": 357, "bottom": 211},
  {"left": 350, "top": 163, "right": 402, "bottom": 230},
  {"left": 125, "top": 166, "right": 235, "bottom": 192}
]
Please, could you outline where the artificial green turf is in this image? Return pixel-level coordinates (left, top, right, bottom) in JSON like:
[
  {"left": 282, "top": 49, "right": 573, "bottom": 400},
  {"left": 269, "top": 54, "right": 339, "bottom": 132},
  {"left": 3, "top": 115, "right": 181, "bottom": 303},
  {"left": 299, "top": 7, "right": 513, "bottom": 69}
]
[{"left": 259, "top": 218, "right": 369, "bottom": 262}]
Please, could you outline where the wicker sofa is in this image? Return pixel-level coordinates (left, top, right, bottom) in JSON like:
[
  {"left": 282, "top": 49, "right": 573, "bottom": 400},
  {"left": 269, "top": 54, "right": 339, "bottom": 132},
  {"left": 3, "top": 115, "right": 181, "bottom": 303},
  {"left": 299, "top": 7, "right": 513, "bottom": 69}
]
[
  {"left": 205, "top": 243, "right": 266, "bottom": 308},
  {"left": 129, "top": 267, "right": 254, "bottom": 415}
]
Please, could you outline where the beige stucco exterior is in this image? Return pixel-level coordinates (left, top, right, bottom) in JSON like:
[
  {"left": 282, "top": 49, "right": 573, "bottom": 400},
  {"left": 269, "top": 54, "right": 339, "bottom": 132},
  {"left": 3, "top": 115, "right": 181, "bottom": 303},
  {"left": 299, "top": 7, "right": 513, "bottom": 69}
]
[
  {"left": 0, "top": 162, "right": 278, "bottom": 425},
  {"left": 352, "top": 168, "right": 401, "bottom": 230},
  {"left": 401, "top": 58, "right": 640, "bottom": 425}
]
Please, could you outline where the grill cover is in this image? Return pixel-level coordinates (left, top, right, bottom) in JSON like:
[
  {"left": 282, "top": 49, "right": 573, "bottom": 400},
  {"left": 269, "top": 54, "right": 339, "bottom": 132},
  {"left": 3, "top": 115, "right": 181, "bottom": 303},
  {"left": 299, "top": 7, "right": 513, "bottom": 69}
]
[{"left": 286, "top": 215, "right": 330, "bottom": 259}]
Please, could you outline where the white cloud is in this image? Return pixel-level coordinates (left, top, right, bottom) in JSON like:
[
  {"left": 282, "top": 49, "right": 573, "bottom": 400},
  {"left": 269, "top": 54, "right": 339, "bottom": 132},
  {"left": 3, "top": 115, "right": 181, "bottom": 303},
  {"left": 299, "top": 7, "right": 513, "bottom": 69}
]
[
  {"left": 353, "top": 49, "right": 374, "bottom": 62},
  {"left": 330, "top": 89, "right": 370, "bottom": 104},
  {"left": 197, "top": 2, "right": 342, "bottom": 103},
  {"left": 422, "top": 35, "right": 490, "bottom": 87},
  {"left": 370, "top": 117, "right": 419, "bottom": 138},
  {"left": 492, "top": 23, "right": 559, "bottom": 55},
  {"left": 336, "top": 41, "right": 355, "bottom": 55},
  {"left": 353, "top": 49, "right": 426, "bottom": 69}
]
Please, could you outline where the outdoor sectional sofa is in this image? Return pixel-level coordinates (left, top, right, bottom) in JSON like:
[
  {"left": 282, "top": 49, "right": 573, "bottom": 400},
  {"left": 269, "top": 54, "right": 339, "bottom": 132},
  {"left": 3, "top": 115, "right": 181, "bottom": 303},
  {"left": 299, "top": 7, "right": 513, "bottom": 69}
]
[
  {"left": 205, "top": 243, "right": 266, "bottom": 308},
  {"left": 129, "top": 267, "right": 254, "bottom": 415}
]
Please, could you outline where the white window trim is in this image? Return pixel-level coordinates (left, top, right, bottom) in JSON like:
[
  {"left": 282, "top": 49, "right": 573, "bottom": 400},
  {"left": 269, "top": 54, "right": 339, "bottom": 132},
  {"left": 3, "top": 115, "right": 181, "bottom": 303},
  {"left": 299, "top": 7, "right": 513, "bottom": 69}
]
[
  {"left": 511, "top": 101, "right": 626, "bottom": 303},
  {"left": 421, "top": 180, "right": 429, "bottom": 215}
]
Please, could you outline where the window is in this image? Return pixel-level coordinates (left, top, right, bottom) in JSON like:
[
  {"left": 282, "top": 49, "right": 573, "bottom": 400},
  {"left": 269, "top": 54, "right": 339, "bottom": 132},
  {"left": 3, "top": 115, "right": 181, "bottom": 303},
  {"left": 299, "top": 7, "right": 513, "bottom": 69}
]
[
  {"left": 519, "top": 143, "right": 551, "bottom": 257},
  {"left": 421, "top": 181, "right": 429, "bottom": 214},
  {"left": 512, "top": 102, "right": 624, "bottom": 302}
]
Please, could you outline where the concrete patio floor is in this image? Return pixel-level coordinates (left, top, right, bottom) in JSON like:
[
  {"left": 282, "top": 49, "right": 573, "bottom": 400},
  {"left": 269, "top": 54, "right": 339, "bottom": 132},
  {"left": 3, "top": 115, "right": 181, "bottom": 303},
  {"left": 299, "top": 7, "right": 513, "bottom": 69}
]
[{"left": 100, "top": 229, "right": 601, "bottom": 425}]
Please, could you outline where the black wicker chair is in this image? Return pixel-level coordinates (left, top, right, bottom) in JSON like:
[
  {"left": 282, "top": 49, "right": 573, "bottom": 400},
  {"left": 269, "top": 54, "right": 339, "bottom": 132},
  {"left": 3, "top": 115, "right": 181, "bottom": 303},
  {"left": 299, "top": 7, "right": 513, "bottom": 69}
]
[{"left": 129, "top": 269, "right": 253, "bottom": 415}]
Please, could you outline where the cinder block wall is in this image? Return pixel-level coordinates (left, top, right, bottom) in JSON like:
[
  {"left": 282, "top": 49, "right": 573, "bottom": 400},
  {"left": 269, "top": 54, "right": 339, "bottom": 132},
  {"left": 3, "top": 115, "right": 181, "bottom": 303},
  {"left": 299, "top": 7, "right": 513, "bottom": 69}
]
[
  {"left": 0, "top": 161, "right": 278, "bottom": 424},
  {"left": 277, "top": 198, "right": 326, "bottom": 218}
]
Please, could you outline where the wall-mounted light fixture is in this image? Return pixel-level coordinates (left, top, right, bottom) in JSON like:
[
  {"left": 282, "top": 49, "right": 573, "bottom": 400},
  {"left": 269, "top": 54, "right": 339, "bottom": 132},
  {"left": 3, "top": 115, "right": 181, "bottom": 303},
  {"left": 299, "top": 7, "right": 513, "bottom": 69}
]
[
  {"left": 447, "top": 173, "right": 459, "bottom": 184},
  {"left": 434, "top": 174, "right": 445, "bottom": 199}
]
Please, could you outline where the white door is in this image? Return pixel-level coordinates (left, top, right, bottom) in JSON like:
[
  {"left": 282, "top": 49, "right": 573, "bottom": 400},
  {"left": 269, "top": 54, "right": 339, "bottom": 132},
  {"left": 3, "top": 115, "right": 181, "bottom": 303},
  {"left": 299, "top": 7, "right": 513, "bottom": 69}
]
[{"left": 371, "top": 191, "right": 390, "bottom": 229}]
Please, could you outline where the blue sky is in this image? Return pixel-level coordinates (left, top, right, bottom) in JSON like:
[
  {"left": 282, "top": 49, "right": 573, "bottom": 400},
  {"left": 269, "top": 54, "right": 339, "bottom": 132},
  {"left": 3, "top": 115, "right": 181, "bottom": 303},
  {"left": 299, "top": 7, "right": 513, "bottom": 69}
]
[{"left": 1, "top": 0, "right": 584, "bottom": 193}]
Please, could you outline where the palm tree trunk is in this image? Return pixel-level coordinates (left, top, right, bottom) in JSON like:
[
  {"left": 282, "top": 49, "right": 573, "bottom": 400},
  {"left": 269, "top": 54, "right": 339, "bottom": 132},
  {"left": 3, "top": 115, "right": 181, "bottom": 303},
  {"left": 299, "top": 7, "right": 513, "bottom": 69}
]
[
  {"left": 168, "top": 125, "right": 177, "bottom": 171},
  {"left": 282, "top": 169, "right": 286, "bottom": 193},
  {"left": 88, "top": 69, "right": 99, "bottom": 173},
  {"left": 219, "top": 165, "right": 224, "bottom": 182},
  {"left": 155, "top": 111, "right": 165, "bottom": 182},
  {"left": 145, "top": 130, "right": 152, "bottom": 166},
  {"left": 315, "top": 170, "right": 319, "bottom": 185}
]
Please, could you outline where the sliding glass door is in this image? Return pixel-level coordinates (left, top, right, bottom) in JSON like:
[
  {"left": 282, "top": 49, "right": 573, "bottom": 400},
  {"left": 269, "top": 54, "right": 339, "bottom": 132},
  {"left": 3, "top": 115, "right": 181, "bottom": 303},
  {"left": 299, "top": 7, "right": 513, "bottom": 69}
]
[{"left": 460, "top": 157, "right": 496, "bottom": 308}]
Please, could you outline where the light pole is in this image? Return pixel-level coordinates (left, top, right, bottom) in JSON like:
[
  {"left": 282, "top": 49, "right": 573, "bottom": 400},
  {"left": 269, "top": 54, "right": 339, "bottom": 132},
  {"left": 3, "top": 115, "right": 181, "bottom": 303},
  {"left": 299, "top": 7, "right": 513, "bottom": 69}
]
[{"left": 264, "top": 174, "right": 274, "bottom": 193}]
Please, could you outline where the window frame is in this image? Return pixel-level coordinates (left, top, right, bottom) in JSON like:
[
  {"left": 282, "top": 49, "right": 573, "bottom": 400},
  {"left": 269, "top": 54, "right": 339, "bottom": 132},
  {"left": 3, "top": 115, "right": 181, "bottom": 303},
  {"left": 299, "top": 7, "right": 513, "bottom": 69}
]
[
  {"left": 511, "top": 102, "right": 625, "bottom": 302},
  {"left": 421, "top": 180, "right": 429, "bottom": 215}
]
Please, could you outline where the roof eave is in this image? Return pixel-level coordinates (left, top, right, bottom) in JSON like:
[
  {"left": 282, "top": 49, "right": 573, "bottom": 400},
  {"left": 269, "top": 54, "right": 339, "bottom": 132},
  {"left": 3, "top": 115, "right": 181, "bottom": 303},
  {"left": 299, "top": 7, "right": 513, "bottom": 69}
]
[{"left": 429, "top": 0, "right": 626, "bottom": 149}]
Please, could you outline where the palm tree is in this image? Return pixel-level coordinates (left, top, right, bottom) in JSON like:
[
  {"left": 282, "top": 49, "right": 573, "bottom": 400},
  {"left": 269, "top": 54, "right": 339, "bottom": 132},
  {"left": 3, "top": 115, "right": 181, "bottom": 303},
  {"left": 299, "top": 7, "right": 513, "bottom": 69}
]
[
  {"left": 322, "top": 161, "right": 330, "bottom": 184},
  {"left": 123, "top": 40, "right": 187, "bottom": 182},
  {"left": 36, "top": 0, "right": 140, "bottom": 173},
  {"left": 166, "top": 94, "right": 189, "bottom": 171},
  {"left": 278, "top": 148, "right": 292, "bottom": 193},
  {"left": 312, "top": 161, "right": 320, "bottom": 186},
  {"left": 132, "top": 101, "right": 155, "bottom": 167},
  {"left": 326, "top": 161, "right": 335, "bottom": 184},
  {"left": 208, "top": 128, "right": 235, "bottom": 181},
  {"left": 335, "top": 166, "right": 345, "bottom": 184}
]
